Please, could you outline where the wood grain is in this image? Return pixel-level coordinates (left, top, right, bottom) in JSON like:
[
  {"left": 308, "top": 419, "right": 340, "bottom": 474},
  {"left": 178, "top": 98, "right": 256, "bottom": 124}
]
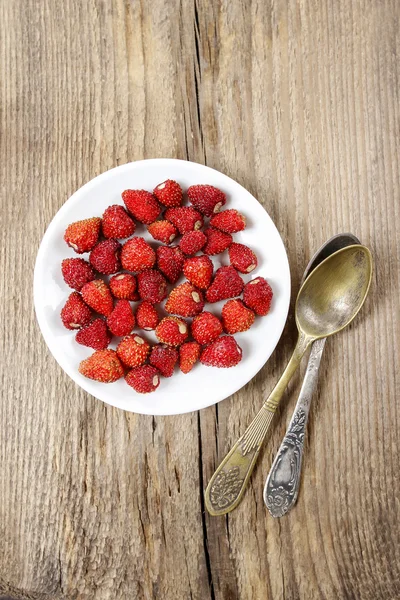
[{"left": 1, "top": 0, "right": 399, "bottom": 598}]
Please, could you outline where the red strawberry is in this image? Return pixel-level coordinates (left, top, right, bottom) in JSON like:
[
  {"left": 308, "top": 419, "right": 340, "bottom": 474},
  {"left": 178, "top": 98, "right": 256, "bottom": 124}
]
[
  {"left": 183, "top": 255, "right": 213, "bottom": 290},
  {"left": 137, "top": 269, "right": 168, "bottom": 303},
  {"left": 79, "top": 349, "right": 124, "bottom": 382},
  {"left": 150, "top": 344, "right": 178, "bottom": 377},
  {"left": 179, "top": 342, "right": 201, "bottom": 374},
  {"left": 156, "top": 245, "right": 184, "bottom": 283},
  {"left": 191, "top": 311, "right": 223, "bottom": 345},
  {"left": 117, "top": 334, "right": 150, "bottom": 367},
  {"left": 89, "top": 239, "right": 121, "bottom": 275},
  {"left": 229, "top": 243, "right": 258, "bottom": 274},
  {"left": 200, "top": 336, "right": 242, "bottom": 368},
  {"left": 136, "top": 301, "right": 160, "bottom": 330},
  {"left": 164, "top": 207, "right": 203, "bottom": 234},
  {"left": 179, "top": 231, "right": 207, "bottom": 255},
  {"left": 64, "top": 217, "right": 101, "bottom": 253},
  {"left": 125, "top": 365, "right": 160, "bottom": 393},
  {"left": 147, "top": 220, "right": 177, "bottom": 244},
  {"left": 155, "top": 317, "right": 189, "bottom": 346},
  {"left": 222, "top": 299, "right": 255, "bottom": 334},
  {"left": 203, "top": 228, "right": 232, "bottom": 255},
  {"left": 61, "top": 292, "right": 92, "bottom": 330},
  {"left": 109, "top": 273, "right": 137, "bottom": 300},
  {"left": 102, "top": 205, "right": 135, "bottom": 239},
  {"left": 210, "top": 209, "right": 246, "bottom": 233},
  {"left": 75, "top": 318, "right": 111, "bottom": 350},
  {"left": 107, "top": 300, "right": 135, "bottom": 336},
  {"left": 122, "top": 189, "right": 161, "bottom": 224},
  {"left": 243, "top": 277, "right": 273, "bottom": 316},
  {"left": 81, "top": 280, "right": 114, "bottom": 316},
  {"left": 165, "top": 282, "right": 204, "bottom": 317},
  {"left": 61, "top": 258, "right": 96, "bottom": 290},
  {"left": 187, "top": 184, "right": 226, "bottom": 216},
  {"left": 206, "top": 266, "right": 244, "bottom": 303},
  {"left": 121, "top": 238, "right": 156, "bottom": 272},
  {"left": 153, "top": 180, "right": 183, "bottom": 207}
]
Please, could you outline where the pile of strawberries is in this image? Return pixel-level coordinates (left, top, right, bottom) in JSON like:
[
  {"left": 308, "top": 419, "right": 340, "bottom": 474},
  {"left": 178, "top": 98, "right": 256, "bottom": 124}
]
[{"left": 60, "top": 180, "right": 273, "bottom": 393}]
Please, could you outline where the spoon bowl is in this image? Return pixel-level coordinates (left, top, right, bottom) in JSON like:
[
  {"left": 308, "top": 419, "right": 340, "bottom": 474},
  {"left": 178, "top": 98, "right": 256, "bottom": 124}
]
[{"left": 296, "top": 245, "right": 372, "bottom": 339}]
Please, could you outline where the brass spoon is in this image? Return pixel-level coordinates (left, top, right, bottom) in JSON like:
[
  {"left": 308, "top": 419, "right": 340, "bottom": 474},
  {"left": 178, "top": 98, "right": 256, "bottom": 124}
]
[{"left": 205, "top": 244, "right": 373, "bottom": 516}]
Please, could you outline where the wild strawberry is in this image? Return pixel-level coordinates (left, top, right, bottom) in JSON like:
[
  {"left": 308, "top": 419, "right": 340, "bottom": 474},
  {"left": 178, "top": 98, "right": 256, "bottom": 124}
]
[
  {"left": 153, "top": 180, "right": 183, "bottom": 207},
  {"left": 64, "top": 217, "right": 101, "bottom": 253},
  {"left": 102, "top": 205, "right": 135, "bottom": 239},
  {"left": 243, "top": 277, "right": 273, "bottom": 316},
  {"left": 187, "top": 184, "right": 226, "bottom": 216},
  {"left": 109, "top": 273, "right": 137, "bottom": 300},
  {"left": 155, "top": 316, "right": 188, "bottom": 346},
  {"left": 136, "top": 301, "right": 160, "bottom": 330},
  {"left": 125, "top": 365, "right": 160, "bottom": 393},
  {"left": 61, "top": 292, "right": 92, "bottom": 330},
  {"left": 107, "top": 300, "right": 135, "bottom": 337},
  {"left": 89, "top": 239, "right": 121, "bottom": 275},
  {"left": 137, "top": 269, "right": 168, "bottom": 303},
  {"left": 206, "top": 266, "right": 244, "bottom": 303},
  {"left": 200, "top": 336, "right": 242, "bottom": 368},
  {"left": 191, "top": 312, "right": 223, "bottom": 345},
  {"left": 165, "top": 282, "right": 204, "bottom": 317},
  {"left": 61, "top": 258, "right": 96, "bottom": 290},
  {"left": 179, "top": 231, "right": 207, "bottom": 255},
  {"left": 121, "top": 238, "right": 156, "bottom": 272},
  {"left": 222, "top": 299, "right": 255, "bottom": 334},
  {"left": 117, "top": 334, "right": 150, "bottom": 367},
  {"left": 75, "top": 318, "right": 111, "bottom": 350},
  {"left": 203, "top": 228, "right": 232, "bottom": 255},
  {"left": 179, "top": 342, "right": 201, "bottom": 374},
  {"left": 229, "top": 242, "right": 258, "bottom": 274},
  {"left": 164, "top": 207, "right": 203, "bottom": 234},
  {"left": 210, "top": 209, "right": 246, "bottom": 233},
  {"left": 122, "top": 189, "right": 161, "bottom": 224},
  {"left": 156, "top": 246, "right": 184, "bottom": 283},
  {"left": 81, "top": 280, "right": 114, "bottom": 316},
  {"left": 79, "top": 349, "right": 124, "bottom": 382},
  {"left": 150, "top": 344, "right": 178, "bottom": 377},
  {"left": 183, "top": 255, "right": 213, "bottom": 290},
  {"left": 147, "top": 220, "right": 177, "bottom": 244}
]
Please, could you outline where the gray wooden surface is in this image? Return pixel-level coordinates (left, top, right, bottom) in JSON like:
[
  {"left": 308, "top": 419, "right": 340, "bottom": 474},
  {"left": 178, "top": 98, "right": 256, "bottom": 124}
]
[{"left": 1, "top": 0, "right": 399, "bottom": 598}]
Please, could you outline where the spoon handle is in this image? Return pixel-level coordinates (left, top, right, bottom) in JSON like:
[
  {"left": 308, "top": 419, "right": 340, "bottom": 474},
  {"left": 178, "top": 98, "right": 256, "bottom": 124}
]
[
  {"left": 263, "top": 337, "right": 326, "bottom": 517},
  {"left": 204, "top": 333, "right": 311, "bottom": 516}
]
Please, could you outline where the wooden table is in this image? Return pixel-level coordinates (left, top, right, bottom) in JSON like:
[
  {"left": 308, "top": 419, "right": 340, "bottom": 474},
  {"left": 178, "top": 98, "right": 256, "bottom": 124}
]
[{"left": 1, "top": 1, "right": 399, "bottom": 599}]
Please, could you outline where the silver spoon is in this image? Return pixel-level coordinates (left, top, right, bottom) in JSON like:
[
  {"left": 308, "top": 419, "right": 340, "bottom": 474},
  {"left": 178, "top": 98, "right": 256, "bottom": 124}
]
[{"left": 264, "top": 233, "right": 360, "bottom": 517}]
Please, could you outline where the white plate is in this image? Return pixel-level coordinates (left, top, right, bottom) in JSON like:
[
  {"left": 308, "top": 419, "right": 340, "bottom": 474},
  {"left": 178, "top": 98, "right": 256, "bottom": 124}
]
[{"left": 34, "top": 159, "right": 290, "bottom": 415}]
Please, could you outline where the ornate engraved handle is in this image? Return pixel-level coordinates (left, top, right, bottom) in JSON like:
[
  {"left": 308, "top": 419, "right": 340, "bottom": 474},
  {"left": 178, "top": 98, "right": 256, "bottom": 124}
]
[
  {"left": 205, "top": 333, "right": 312, "bottom": 516},
  {"left": 263, "top": 338, "right": 326, "bottom": 517}
]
